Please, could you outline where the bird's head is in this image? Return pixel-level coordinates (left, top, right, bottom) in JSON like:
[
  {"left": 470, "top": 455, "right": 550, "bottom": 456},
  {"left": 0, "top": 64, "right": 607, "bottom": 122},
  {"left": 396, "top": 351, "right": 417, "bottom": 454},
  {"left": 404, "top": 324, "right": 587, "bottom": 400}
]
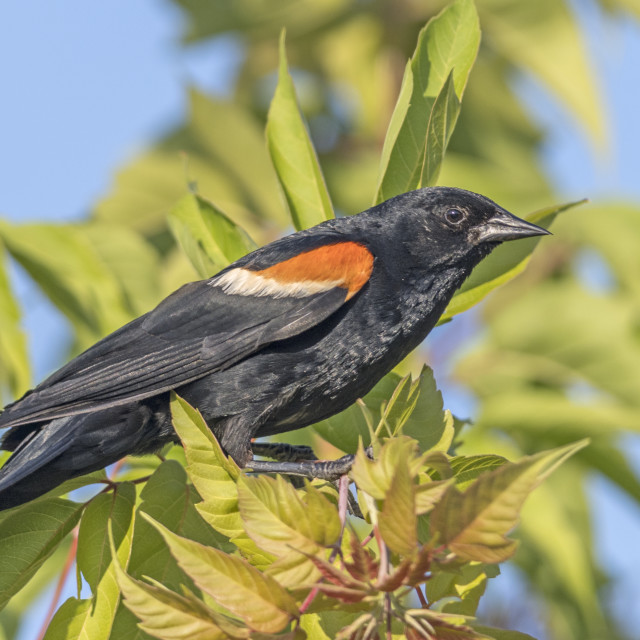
[{"left": 371, "top": 186, "right": 550, "bottom": 274}]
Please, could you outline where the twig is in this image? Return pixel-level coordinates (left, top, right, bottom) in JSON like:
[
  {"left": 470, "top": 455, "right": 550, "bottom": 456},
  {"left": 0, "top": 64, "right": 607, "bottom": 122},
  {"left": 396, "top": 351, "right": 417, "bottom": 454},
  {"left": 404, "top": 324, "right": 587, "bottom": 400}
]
[{"left": 415, "top": 586, "right": 428, "bottom": 608}]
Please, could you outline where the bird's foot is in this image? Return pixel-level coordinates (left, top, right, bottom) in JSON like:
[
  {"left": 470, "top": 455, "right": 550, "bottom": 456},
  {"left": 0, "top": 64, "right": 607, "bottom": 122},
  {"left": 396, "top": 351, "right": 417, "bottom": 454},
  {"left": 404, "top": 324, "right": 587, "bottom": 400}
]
[
  {"left": 245, "top": 447, "right": 373, "bottom": 482},
  {"left": 250, "top": 441, "right": 317, "bottom": 463}
]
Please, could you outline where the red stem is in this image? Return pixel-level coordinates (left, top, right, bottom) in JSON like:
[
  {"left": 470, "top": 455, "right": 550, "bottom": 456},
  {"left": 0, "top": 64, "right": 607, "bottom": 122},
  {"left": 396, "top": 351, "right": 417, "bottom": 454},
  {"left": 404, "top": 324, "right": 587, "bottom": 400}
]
[
  {"left": 299, "top": 585, "right": 320, "bottom": 614},
  {"left": 415, "top": 586, "right": 428, "bottom": 608},
  {"left": 35, "top": 528, "right": 79, "bottom": 640}
]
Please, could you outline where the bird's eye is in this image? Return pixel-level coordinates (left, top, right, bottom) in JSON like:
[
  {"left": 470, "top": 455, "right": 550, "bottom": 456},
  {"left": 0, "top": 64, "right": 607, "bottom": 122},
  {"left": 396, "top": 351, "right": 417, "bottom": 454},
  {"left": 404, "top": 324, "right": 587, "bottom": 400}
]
[{"left": 445, "top": 208, "right": 466, "bottom": 225}]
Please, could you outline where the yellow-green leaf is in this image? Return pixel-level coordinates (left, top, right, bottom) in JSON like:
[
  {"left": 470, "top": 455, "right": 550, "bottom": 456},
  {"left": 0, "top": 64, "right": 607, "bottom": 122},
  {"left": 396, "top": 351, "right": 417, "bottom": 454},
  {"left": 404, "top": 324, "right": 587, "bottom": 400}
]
[
  {"left": 266, "top": 30, "right": 333, "bottom": 230},
  {"left": 430, "top": 440, "right": 588, "bottom": 562},
  {"left": 0, "top": 245, "right": 30, "bottom": 401},
  {"left": 350, "top": 437, "right": 422, "bottom": 501},
  {"left": 168, "top": 193, "right": 257, "bottom": 278},
  {"left": 238, "top": 475, "right": 341, "bottom": 586},
  {"left": 375, "top": 0, "right": 480, "bottom": 202},
  {"left": 143, "top": 515, "right": 299, "bottom": 634},
  {"left": 421, "top": 72, "right": 461, "bottom": 187},
  {"left": 378, "top": 461, "right": 417, "bottom": 555}
]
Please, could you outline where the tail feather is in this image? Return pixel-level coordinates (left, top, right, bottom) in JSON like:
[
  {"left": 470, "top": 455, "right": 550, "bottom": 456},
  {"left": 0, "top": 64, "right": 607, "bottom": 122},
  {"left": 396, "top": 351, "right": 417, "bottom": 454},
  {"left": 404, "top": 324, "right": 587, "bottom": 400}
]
[
  {"left": 0, "top": 400, "right": 173, "bottom": 511},
  {"left": 0, "top": 416, "right": 93, "bottom": 510},
  {"left": 0, "top": 417, "right": 80, "bottom": 493}
]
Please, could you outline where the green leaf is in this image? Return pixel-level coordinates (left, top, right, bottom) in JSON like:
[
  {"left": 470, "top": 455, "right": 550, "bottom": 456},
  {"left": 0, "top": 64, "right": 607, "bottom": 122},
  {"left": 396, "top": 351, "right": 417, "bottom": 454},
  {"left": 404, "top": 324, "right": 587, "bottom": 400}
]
[
  {"left": 168, "top": 193, "right": 257, "bottom": 278},
  {"left": 441, "top": 199, "right": 584, "bottom": 322},
  {"left": 0, "top": 538, "right": 73, "bottom": 640},
  {"left": 237, "top": 475, "right": 341, "bottom": 586},
  {"left": 266, "top": 30, "right": 333, "bottom": 230},
  {"left": 426, "top": 563, "right": 500, "bottom": 616},
  {"left": 169, "top": 394, "right": 269, "bottom": 564},
  {"left": 113, "top": 571, "right": 237, "bottom": 640},
  {"left": 313, "top": 367, "right": 449, "bottom": 454},
  {"left": 94, "top": 90, "right": 286, "bottom": 238},
  {"left": 375, "top": 0, "right": 480, "bottom": 202},
  {"left": 128, "top": 459, "right": 232, "bottom": 579},
  {"left": 350, "top": 437, "right": 422, "bottom": 501},
  {"left": 44, "top": 485, "right": 136, "bottom": 640},
  {"left": 0, "top": 498, "right": 84, "bottom": 611},
  {"left": 449, "top": 455, "right": 508, "bottom": 491},
  {"left": 415, "top": 479, "right": 454, "bottom": 516},
  {"left": 143, "top": 515, "right": 299, "bottom": 634},
  {"left": 430, "top": 440, "right": 588, "bottom": 563},
  {"left": 378, "top": 461, "right": 417, "bottom": 555},
  {"left": 0, "top": 245, "right": 30, "bottom": 401},
  {"left": 381, "top": 367, "right": 450, "bottom": 452},
  {"left": 170, "top": 393, "right": 240, "bottom": 535},
  {"left": 0, "top": 220, "right": 159, "bottom": 347},
  {"left": 421, "top": 72, "right": 461, "bottom": 187},
  {"left": 77, "top": 483, "right": 137, "bottom": 593}
]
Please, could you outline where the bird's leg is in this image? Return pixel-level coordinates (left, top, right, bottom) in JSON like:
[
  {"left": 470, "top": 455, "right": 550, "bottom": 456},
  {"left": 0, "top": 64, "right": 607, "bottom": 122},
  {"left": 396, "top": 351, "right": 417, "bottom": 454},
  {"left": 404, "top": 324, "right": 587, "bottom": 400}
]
[
  {"left": 244, "top": 452, "right": 358, "bottom": 482},
  {"left": 250, "top": 441, "right": 318, "bottom": 463},
  {"left": 247, "top": 445, "right": 371, "bottom": 517}
]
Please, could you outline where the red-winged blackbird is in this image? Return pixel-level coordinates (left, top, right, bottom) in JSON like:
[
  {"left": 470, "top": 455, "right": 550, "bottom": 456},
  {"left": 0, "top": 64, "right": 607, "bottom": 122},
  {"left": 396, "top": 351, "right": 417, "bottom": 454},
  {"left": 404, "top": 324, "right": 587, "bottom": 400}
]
[{"left": 0, "top": 187, "right": 549, "bottom": 509}]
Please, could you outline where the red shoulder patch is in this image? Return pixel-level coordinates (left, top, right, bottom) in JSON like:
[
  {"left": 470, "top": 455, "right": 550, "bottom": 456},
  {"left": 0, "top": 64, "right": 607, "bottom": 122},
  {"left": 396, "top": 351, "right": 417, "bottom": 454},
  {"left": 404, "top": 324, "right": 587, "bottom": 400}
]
[{"left": 256, "top": 242, "right": 374, "bottom": 300}]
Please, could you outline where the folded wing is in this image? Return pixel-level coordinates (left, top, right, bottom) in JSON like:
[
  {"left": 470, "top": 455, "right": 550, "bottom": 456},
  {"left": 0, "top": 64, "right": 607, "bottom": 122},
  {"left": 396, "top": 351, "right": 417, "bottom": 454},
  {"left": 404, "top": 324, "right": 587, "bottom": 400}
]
[{"left": 0, "top": 240, "right": 374, "bottom": 429}]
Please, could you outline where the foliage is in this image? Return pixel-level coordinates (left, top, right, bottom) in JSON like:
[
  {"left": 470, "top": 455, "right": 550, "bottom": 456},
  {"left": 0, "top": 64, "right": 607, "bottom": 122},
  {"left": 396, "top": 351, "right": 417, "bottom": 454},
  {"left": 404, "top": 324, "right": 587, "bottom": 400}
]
[{"left": 0, "top": 0, "right": 638, "bottom": 638}]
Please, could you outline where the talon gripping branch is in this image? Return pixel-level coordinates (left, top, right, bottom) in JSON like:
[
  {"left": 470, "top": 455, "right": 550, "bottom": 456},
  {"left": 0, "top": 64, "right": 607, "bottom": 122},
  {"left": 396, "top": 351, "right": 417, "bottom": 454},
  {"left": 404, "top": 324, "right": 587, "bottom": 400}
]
[{"left": 0, "top": 187, "right": 549, "bottom": 509}]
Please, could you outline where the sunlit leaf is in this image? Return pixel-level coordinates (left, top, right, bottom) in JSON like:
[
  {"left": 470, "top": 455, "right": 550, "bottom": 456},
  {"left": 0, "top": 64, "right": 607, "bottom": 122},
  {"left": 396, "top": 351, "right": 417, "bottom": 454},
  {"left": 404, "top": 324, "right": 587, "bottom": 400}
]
[
  {"left": 430, "top": 440, "right": 588, "bottom": 562},
  {"left": 421, "top": 72, "right": 461, "bottom": 187},
  {"left": 169, "top": 394, "right": 270, "bottom": 564},
  {"left": 449, "top": 455, "right": 508, "bottom": 491},
  {"left": 168, "top": 193, "right": 257, "bottom": 278},
  {"left": 313, "top": 366, "right": 448, "bottom": 453},
  {"left": 378, "top": 462, "right": 417, "bottom": 555},
  {"left": 415, "top": 479, "right": 454, "bottom": 515},
  {"left": 113, "top": 567, "right": 242, "bottom": 640},
  {"left": 143, "top": 515, "right": 298, "bottom": 634},
  {"left": 375, "top": 0, "right": 480, "bottom": 201},
  {"left": 350, "top": 437, "right": 422, "bottom": 501},
  {"left": 266, "top": 31, "right": 334, "bottom": 230},
  {"left": 0, "top": 246, "right": 29, "bottom": 401},
  {"left": 426, "top": 563, "right": 499, "bottom": 616},
  {"left": 238, "top": 475, "right": 341, "bottom": 586}
]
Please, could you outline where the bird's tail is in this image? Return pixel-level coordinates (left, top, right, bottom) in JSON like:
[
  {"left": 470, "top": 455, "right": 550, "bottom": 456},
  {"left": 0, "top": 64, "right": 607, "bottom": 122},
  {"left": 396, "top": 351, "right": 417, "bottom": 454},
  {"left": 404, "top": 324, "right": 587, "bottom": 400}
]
[
  {"left": 0, "top": 416, "right": 95, "bottom": 510},
  {"left": 0, "top": 407, "right": 144, "bottom": 511}
]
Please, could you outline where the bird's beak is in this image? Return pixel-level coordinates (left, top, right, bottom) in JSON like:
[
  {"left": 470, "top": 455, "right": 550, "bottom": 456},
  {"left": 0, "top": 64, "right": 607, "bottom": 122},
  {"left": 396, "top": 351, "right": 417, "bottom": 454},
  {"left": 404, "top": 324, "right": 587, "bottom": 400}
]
[{"left": 475, "top": 209, "right": 552, "bottom": 244}]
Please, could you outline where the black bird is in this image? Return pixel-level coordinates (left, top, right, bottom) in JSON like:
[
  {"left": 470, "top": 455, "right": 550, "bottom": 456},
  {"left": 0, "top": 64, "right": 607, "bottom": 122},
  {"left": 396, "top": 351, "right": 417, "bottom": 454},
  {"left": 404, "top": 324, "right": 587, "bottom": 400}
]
[{"left": 0, "top": 187, "right": 549, "bottom": 509}]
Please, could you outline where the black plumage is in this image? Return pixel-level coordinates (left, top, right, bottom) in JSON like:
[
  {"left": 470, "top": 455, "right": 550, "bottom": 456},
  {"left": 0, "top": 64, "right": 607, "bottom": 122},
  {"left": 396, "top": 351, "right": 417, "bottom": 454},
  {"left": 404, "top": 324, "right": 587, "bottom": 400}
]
[{"left": 0, "top": 187, "right": 549, "bottom": 509}]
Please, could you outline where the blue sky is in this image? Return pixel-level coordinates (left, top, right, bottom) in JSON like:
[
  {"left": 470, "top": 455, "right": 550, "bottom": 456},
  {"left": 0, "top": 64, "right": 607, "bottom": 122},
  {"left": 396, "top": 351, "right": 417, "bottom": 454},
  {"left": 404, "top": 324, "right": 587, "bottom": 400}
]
[{"left": 1, "top": 1, "right": 639, "bottom": 638}]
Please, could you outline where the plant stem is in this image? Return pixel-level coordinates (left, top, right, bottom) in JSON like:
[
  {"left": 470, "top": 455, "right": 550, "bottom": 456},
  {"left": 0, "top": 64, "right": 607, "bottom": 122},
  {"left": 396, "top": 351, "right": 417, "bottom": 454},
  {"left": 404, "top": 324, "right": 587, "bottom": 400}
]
[{"left": 35, "top": 528, "right": 79, "bottom": 640}]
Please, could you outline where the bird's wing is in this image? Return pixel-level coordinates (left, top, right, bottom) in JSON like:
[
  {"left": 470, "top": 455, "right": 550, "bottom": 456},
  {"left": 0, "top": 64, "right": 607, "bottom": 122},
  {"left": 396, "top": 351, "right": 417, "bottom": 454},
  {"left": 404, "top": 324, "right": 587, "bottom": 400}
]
[{"left": 0, "top": 240, "right": 374, "bottom": 429}]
